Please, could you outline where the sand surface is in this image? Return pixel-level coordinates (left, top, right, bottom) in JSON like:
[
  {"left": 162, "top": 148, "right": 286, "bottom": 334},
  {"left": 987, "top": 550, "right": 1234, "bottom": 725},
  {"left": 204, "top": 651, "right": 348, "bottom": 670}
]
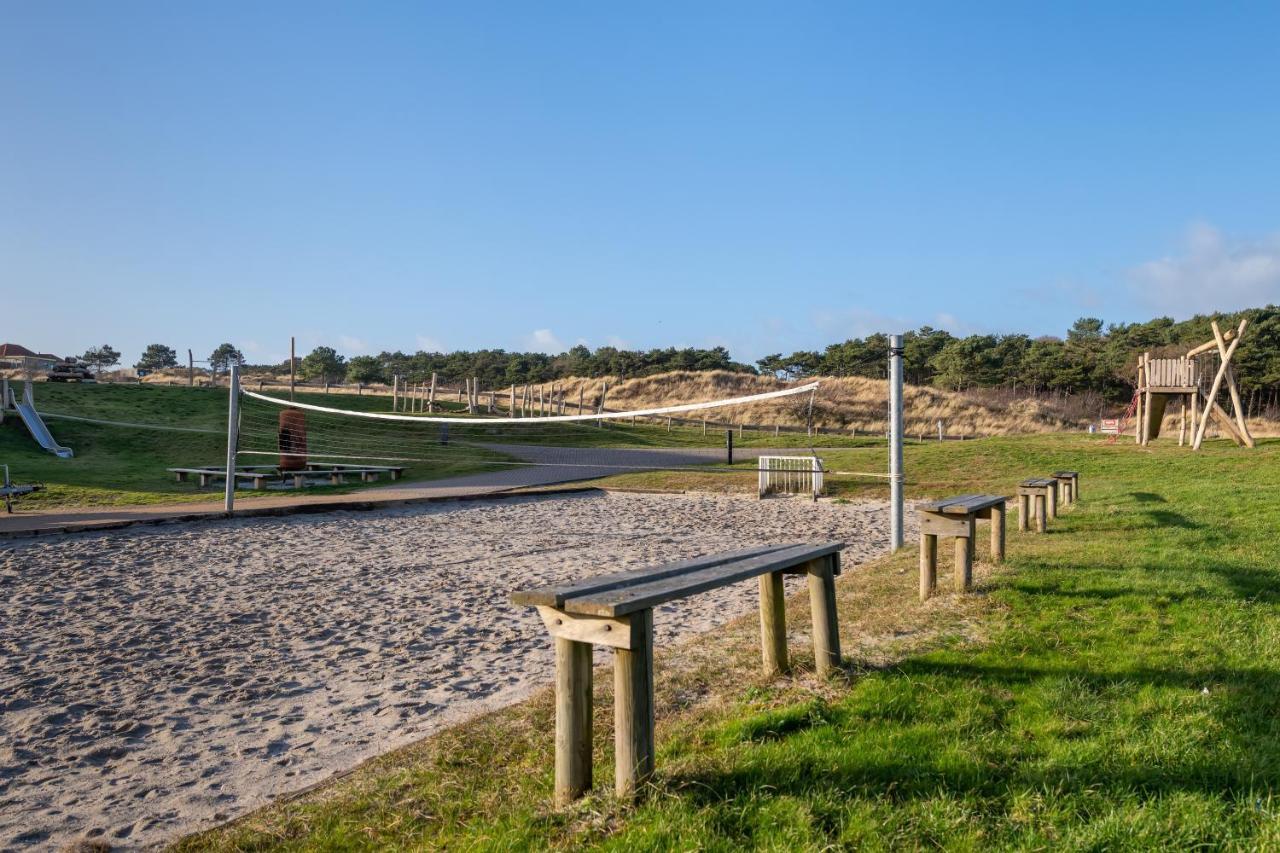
[{"left": 0, "top": 491, "right": 909, "bottom": 849}]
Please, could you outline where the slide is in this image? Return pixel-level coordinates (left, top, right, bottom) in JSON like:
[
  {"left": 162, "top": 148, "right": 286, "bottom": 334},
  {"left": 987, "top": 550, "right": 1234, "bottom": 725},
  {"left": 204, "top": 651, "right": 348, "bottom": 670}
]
[{"left": 8, "top": 384, "right": 73, "bottom": 458}]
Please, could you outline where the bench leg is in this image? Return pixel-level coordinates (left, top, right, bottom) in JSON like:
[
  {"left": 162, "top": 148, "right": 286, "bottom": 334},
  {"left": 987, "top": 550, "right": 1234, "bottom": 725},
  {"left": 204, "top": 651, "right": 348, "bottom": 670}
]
[
  {"left": 1047, "top": 484, "right": 1058, "bottom": 519},
  {"left": 967, "top": 518, "right": 976, "bottom": 565},
  {"left": 293, "top": 474, "right": 305, "bottom": 488},
  {"left": 955, "top": 532, "right": 972, "bottom": 593},
  {"left": 175, "top": 471, "right": 187, "bottom": 483},
  {"left": 758, "top": 571, "right": 788, "bottom": 676},
  {"left": 1073, "top": 476, "right": 1080, "bottom": 501},
  {"left": 554, "top": 637, "right": 593, "bottom": 806},
  {"left": 253, "top": 478, "right": 265, "bottom": 490},
  {"left": 330, "top": 474, "right": 343, "bottom": 485},
  {"left": 991, "top": 504, "right": 1006, "bottom": 563},
  {"left": 1035, "top": 494, "right": 1047, "bottom": 533},
  {"left": 807, "top": 556, "right": 841, "bottom": 675},
  {"left": 199, "top": 474, "right": 211, "bottom": 488},
  {"left": 615, "top": 609, "right": 655, "bottom": 800},
  {"left": 1018, "top": 494, "right": 1030, "bottom": 532},
  {"left": 391, "top": 470, "right": 402, "bottom": 481},
  {"left": 919, "top": 532, "right": 938, "bottom": 601}
]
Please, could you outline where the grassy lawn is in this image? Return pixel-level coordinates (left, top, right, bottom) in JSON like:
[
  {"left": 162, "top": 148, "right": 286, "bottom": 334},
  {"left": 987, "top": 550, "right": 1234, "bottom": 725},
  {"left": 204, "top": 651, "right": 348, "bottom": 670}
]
[
  {"left": 1, "top": 383, "right": 506, "bottom": 509},
  {"left": 174, "top": 433, "right": 1280, "bottom": 850}
]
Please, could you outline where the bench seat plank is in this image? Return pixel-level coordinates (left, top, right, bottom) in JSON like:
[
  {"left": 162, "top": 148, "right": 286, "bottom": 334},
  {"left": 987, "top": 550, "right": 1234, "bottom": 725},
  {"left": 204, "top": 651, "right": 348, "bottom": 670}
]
[
  {"left": 561, "top": 543, "right": 843, "bottom": 618},
  {"left": 918, "top": 494, "right": 1007, "bottom": 515},
  {"left": 1019, "top": 477, "right": 1057, "bottom": 488},
  {"left": 512, "top": 544, "right": 793, "bottom": 609}
]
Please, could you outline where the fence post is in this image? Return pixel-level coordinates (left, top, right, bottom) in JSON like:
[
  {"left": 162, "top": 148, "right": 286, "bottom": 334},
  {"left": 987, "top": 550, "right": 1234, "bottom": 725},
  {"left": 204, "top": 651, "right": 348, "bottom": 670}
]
[
  {"left": 224, "top": 364, "right": 240, "bottom": 515},
  {"left": 889, "top": 334, "right": 904, "bottom": 552}
]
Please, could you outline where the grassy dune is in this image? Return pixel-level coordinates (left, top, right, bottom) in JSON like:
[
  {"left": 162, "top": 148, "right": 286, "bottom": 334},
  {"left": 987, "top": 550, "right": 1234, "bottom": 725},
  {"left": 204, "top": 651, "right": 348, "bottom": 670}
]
[{"left": 174, "top": 433, "right": 1280, "bottom": 849}]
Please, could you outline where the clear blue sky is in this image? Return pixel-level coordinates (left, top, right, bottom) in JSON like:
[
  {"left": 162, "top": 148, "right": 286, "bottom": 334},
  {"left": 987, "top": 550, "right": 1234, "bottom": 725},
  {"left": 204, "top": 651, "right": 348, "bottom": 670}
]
[{"left": 5, "top": 2, "right": 1280, "bottom": 367}]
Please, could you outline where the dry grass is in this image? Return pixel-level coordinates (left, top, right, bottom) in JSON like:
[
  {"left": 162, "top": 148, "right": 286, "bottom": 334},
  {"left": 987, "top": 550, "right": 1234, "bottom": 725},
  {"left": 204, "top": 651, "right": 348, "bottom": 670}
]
[{"left": 550, "top": 371, "right": 1089, "bottom": 436}]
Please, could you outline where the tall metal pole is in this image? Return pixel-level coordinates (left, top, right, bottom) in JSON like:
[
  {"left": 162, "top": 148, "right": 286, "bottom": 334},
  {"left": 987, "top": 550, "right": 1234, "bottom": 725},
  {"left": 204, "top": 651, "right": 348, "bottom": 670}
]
[
  {"left": 224, "top": 364, "right": 241, "bottom": 515},
  {"left": 888, "top": 334, "right": 904, "bottom": 552},
  {"left": 188, "top": 349, "right": 194, "bottom": 387},
  {"left": 289, "top": 336, "right": 296, "bottom": 402}
]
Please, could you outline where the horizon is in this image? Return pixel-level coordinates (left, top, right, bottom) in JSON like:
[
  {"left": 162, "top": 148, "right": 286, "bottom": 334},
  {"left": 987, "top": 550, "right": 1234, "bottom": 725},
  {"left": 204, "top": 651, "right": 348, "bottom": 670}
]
[{"left": 7, "top": 4, "right": 1280, "bottom": 367}]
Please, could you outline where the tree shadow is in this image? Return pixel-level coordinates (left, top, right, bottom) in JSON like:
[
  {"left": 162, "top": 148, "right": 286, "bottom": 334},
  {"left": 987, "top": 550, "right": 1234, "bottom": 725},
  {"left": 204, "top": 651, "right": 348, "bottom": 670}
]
[{"left": 1128, "top": 492, "right": 1167, "bottom": 503}]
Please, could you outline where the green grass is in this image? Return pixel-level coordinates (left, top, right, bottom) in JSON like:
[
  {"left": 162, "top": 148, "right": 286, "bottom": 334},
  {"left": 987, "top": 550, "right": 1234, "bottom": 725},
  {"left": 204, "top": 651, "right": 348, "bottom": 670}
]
[
  {"left": 174, "top": 433, "right": 1280, "bottom": 850},
  {"left": 1, "top": 383, "right": 505, "bottom": 508}
]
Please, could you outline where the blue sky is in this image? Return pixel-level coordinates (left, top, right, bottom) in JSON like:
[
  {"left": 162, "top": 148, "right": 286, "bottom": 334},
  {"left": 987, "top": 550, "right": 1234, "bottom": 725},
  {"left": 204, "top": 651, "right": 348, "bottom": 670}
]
[{"left": 5, "top": 2, "right": 1280, "bottom": 367}]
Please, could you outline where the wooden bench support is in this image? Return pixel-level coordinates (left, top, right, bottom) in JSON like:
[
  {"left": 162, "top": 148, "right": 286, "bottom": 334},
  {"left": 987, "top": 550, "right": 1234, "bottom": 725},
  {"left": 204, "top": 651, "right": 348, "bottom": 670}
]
[
  {"left": 759, "top": 571, "right": 788, "bottom": 676},
  {"left": 1053, "top": 471, "right": 1079, "bottom": 505},
  {"left": 554, "top": 637, "right": 593, "bottom": 806},
  {"left": 990, "top": 504, "right": 1006, "bottom": 562},
  {"left": 807, "top": 555, "right": 841, "bottom": 676},
  {"left": 919, "top": 532, "right": 937, "bottom": 599},
  {"left": 614, "top": 610, "right": 655, "bottom": 799}
]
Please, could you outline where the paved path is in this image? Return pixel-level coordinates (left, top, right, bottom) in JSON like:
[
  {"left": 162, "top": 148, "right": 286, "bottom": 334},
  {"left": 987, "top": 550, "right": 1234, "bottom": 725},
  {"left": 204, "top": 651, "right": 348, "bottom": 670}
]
[{"left": 0, "top": 444, "right": 770, "bottom": 538}]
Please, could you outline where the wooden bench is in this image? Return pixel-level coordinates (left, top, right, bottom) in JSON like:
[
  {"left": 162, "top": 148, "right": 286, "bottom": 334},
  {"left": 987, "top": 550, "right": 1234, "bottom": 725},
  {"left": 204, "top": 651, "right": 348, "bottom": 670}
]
[
  {"left": 1017, "top": 478, "right": 1058, "bottom": 532},
  {"left": 512, "top": 542, "right": 844, "bottom": 805},
  {"left": 168, "top": 467, "right": 273, "bottom": 489},
  {"left": 1052, "top": 471, "right": 1079, "bottom": 504},
  {"left": 306, "top": 462, "right": 406, "bottom": 482},
  {"left": 916, "top": 494, "right": 1008, "bottom": 600}
]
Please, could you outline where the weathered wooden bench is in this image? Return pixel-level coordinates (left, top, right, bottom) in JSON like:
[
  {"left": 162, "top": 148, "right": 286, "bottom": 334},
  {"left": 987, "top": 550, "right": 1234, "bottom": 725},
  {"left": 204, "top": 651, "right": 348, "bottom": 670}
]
[
  {"left": 1017, "top": 478, "right": 1058, "bottom": 532},
  {"left": 306, "top": 462, "right": 406, "bottom": 482},
  {"left": 168, "top": 467, "right": 274, "bottom": 489},
  {"left": 1052, "top": 471, "right": 1079, "bottom": 505},
  {"left": 512, "top": 542, "right": 844, "bottom": 805},
  {"left": 917, "top": 494, "right": 1008, "bottom": 600}
]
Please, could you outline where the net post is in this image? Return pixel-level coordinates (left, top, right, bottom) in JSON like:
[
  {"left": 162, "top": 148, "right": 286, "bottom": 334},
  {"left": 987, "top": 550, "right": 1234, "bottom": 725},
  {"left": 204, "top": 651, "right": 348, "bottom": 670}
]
[
  {"left": 224, "top": 364, "right": 241, "bottom": 515},
  {"left": 889, "top": 334, "right": 904, "bottom": 552}
]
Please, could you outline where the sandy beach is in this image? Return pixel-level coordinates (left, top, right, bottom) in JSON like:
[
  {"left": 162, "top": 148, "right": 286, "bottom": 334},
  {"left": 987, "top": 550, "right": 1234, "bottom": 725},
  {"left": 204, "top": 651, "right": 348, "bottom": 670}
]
[{"left": 0, "top": 491, "right": 911, "bottom": 849}]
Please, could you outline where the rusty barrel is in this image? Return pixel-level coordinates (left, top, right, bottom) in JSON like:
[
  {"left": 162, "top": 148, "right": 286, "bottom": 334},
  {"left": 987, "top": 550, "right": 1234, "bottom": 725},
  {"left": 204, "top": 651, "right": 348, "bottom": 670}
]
[{"left": 278, "top": 408, "right": 308, "bottom": 471}]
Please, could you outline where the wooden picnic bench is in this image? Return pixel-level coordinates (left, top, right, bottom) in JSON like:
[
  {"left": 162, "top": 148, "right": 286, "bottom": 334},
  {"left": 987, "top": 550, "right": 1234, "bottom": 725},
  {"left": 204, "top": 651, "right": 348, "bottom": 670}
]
[
  {"left": 1052, "top": 471, "right": 1079, "bottom": 505},
  {"left": 1017, "top": 478, "right": 1058, "bottom": 533},
  {"left": 917, "top": 494, "right": 1008, "bottom": 600},
  {"left": 512, "top": 542, "right": 845, "bottom": 805}
]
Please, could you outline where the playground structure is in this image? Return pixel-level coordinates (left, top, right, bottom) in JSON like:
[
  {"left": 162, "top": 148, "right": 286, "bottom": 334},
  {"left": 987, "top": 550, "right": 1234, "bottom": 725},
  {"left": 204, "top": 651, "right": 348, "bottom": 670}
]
[
  {"left": 3, "top": 379, "right": 74, "bottom": 458},
  {"left": 1135, "top": 319, "right": 1254, "bottom": 451}
]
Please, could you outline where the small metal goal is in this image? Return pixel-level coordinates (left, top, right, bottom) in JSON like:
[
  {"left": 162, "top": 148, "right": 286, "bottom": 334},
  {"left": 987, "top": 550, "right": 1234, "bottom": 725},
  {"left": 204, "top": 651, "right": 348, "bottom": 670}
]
[{"left": 757, "top": 455, "right": 824, "bottom": 500}]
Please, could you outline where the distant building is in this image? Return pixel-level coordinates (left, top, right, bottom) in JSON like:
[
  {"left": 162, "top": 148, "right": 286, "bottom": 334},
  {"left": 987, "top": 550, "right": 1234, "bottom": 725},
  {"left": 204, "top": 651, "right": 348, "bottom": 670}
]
[{"left": 0, "top": 344, "right": 60, "bottom": 370}]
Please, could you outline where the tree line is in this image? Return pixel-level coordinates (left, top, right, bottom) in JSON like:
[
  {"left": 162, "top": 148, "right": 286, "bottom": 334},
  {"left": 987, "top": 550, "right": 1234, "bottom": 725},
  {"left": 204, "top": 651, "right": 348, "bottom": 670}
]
[
  {"left": 100, "top": 303, "right": 1280, "bottom": 417},
  {"left": 757, "top": 306, "right": 1280, "bottom": 414}
]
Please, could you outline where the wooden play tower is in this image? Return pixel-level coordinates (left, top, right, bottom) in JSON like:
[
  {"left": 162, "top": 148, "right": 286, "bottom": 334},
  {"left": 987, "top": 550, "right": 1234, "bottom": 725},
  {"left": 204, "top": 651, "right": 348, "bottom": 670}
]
[{"left": 1135, "top": 318, "right": 1254, "bottom": 450}]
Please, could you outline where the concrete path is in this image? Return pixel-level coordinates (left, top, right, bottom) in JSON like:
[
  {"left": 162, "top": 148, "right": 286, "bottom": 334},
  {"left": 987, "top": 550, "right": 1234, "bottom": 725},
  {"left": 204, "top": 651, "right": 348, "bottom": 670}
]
[{"left": 0, "top": 444, "right": 770, "bottom": 538}]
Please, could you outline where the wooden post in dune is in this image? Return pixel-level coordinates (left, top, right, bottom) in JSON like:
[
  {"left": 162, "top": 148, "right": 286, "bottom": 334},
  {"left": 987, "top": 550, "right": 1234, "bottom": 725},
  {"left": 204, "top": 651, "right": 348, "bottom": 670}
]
[
  {"left": 539, "top": 385, "right": 545, "bottom": 417},
  {"left": 393, "top": 375, "right": 400, "bottom": 412},
  {"left": 510, "top": 384, "right": 517, "bottom": 416},
  {"left": 428, "top": 372, "right": 437, "bottom": 412},
  {"left": 578, "top": 386, "right": 584, "bottom": 415}
]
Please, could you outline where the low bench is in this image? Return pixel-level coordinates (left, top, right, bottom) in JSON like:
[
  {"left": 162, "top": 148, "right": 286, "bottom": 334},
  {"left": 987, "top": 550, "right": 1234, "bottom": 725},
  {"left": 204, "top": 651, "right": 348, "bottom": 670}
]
[
  {"left": 916, "top": 494, "right": 1008, "bottom": 600},
  {"left": 168, "top": 467, "right": 273, "bottom": 489},
  {"left": 1017, "top": 478, "right": 1058, "bottom": 532},
  {"left": 1052, "top": 471, "right": 1079, "bottom": 504},
  {"left": 512, "top": 542, "right": 844, "bottom": 805},
  {"left": 169, "top": 464, "right": 407, "bottom": 489}
]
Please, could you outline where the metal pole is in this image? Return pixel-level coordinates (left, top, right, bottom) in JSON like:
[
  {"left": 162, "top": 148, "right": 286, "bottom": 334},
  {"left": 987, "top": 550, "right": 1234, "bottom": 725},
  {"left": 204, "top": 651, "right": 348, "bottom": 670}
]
[
  {"left": 289, "top": 336, "right": 295, "bottom": 402},
  {"left": 188, "top": 349, "right": 194, "bottom": 387},
  {"left": 726, "top": 429, "right": 734, "bottom": 466},
  {"left": 224, "top": 364, "right": 241, "bottom": 515},
  {"left": 889, "top": 334, "right": 904, "bottom": 552}
]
